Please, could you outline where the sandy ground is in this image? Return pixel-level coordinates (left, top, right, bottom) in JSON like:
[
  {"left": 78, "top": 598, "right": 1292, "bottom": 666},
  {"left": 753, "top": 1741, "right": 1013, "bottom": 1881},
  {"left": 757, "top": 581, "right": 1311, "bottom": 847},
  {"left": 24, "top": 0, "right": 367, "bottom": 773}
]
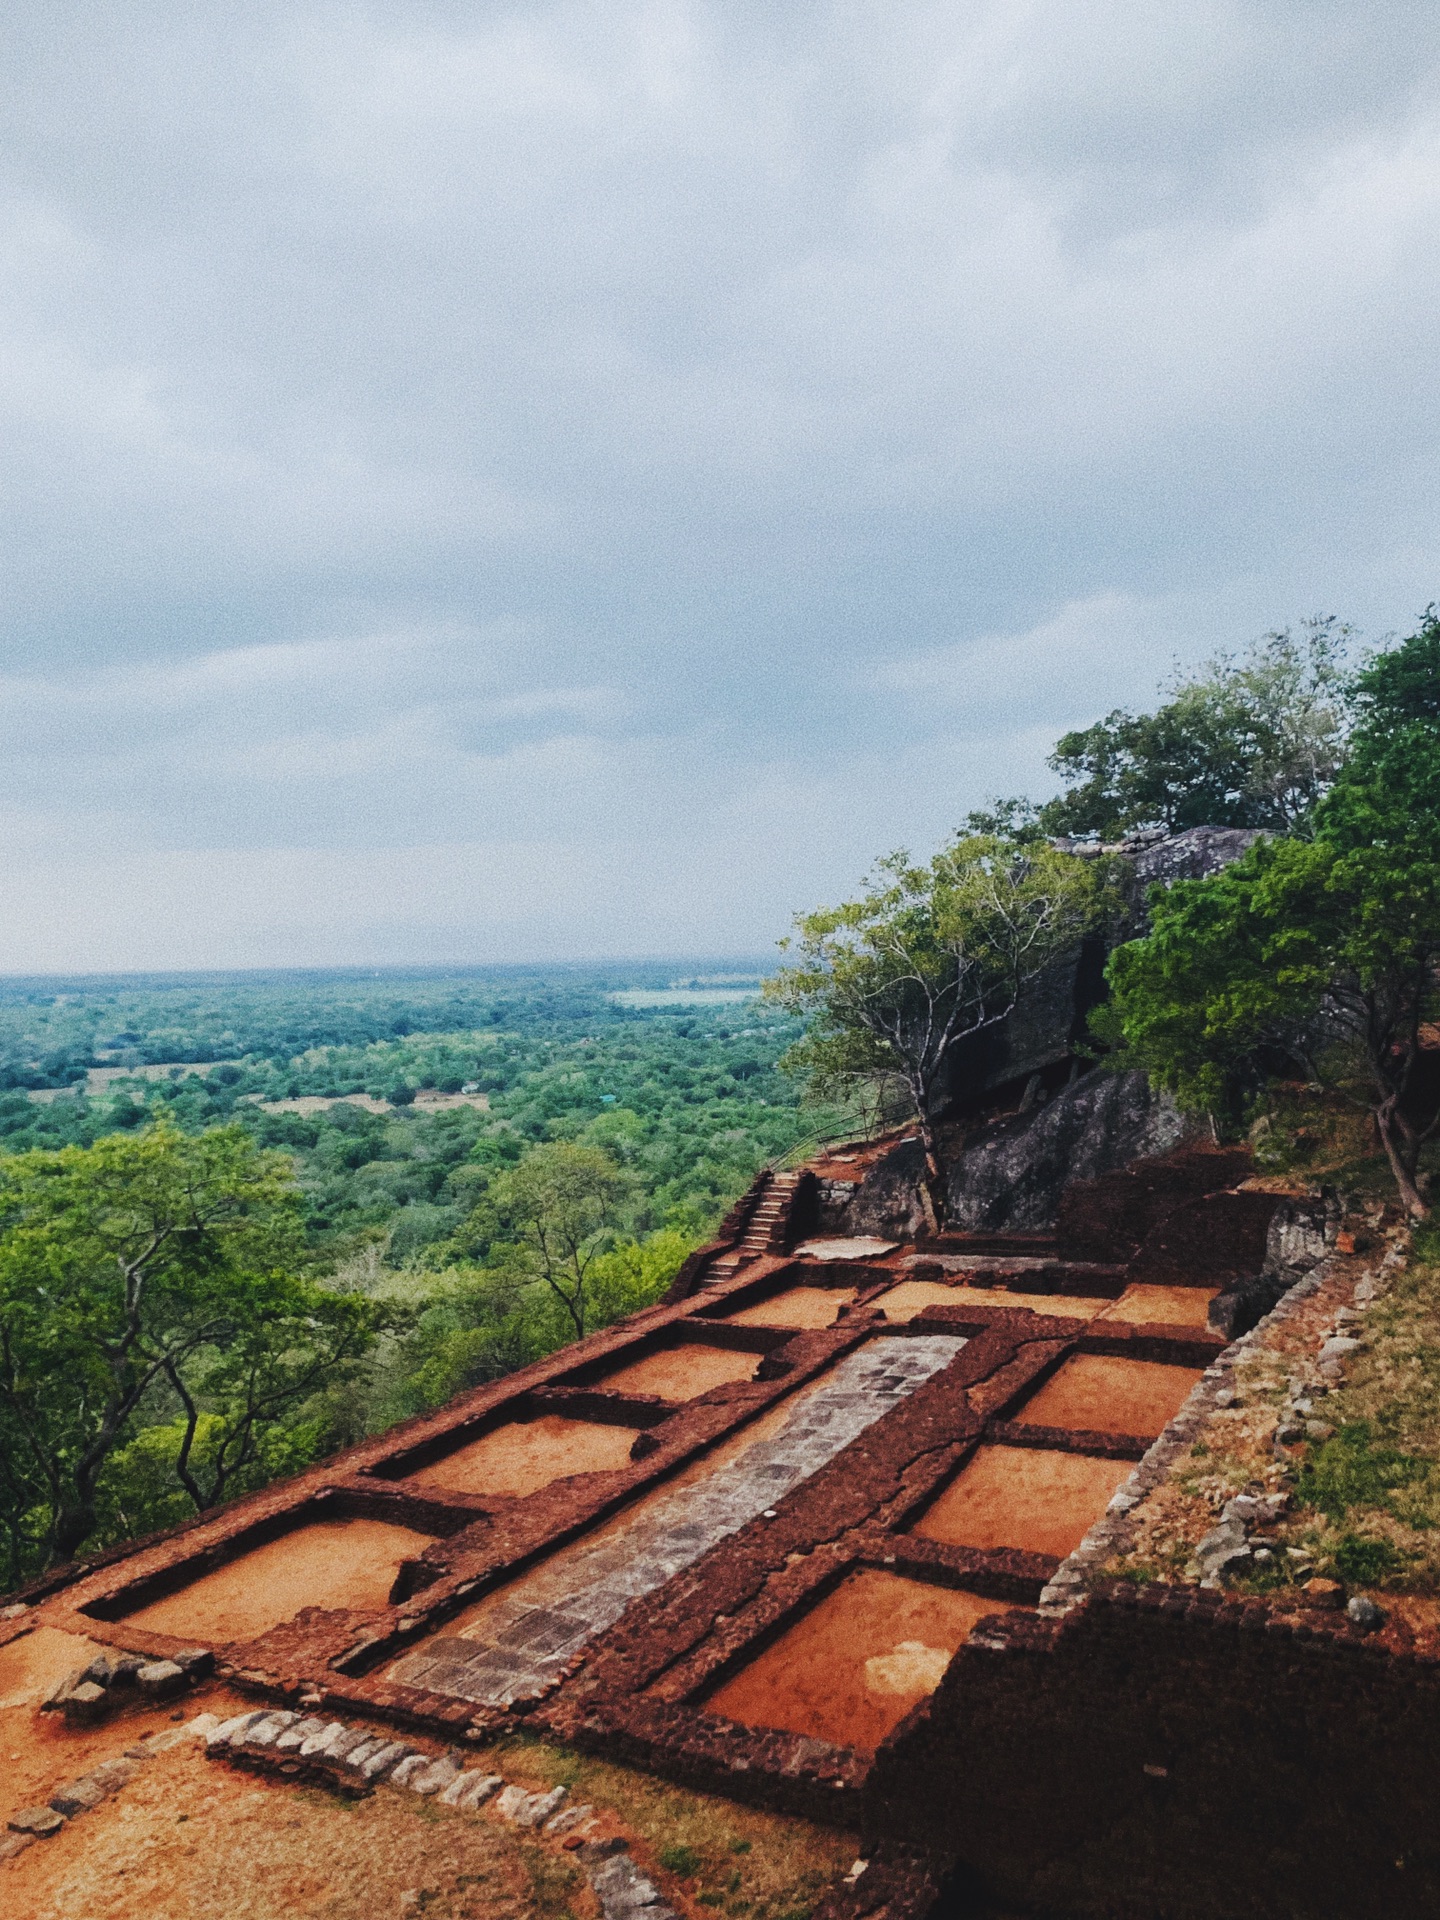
[
  {"left": 1017, "top": 1355, "right": 1203, "bottom": 1437},
  {"left": 2, "top": 1658, "right": 855, "bottom": 1920},
  {"left": 912, "top": 1445, "right": 1134, "bottom": 1558},
  {"left": 722, "top": 1286, "right": 856, "bottom": 1329},
  {"left": 120, "top": 1517, "right": 434, "bottom": 1643},
  {"left": 408, "top": 1415, "right": 641, "bottom": 1498},
  {"left": 877, "top": 1280, "right": 1115, "bottom": 1320},
  {"left": 706, "top": 1569, "right": 995, "bottom": 1751},
  {"left": 593, "top": 1343, "right": 760, "bottom": 1401}
]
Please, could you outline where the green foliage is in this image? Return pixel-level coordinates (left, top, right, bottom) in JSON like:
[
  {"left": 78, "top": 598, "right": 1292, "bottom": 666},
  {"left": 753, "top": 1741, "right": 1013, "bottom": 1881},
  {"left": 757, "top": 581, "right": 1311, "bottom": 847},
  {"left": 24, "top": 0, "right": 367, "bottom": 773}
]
[
  {"left": 1039, "top": 619, "right": 1352, "bottom": 839},
  {"left": 490, "top": 1142, "right": 635, "bottom": 1339},
  {"left": 1332, "top": 1533, "right": 1405, "bottom": 1585},
  {"left": 0, "top": 1120, "right": 384, "bottom": 1574},
  {"left": 1296, "top": 1422, "right": 1428, "bottom": 1522},
  {"left": 1101, "top": 612, "right": 1440, "bottom": 1211},
  {"left": 768, "top": 834, "right": 1106, "bottom": 1219}
]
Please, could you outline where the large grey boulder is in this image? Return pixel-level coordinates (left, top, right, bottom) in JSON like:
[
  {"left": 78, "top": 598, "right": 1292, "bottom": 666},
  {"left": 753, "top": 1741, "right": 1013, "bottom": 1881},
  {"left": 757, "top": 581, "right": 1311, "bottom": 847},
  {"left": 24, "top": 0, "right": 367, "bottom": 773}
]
[{"left": 943, "top": 1069, "right": 1204, "bottom": 1232}]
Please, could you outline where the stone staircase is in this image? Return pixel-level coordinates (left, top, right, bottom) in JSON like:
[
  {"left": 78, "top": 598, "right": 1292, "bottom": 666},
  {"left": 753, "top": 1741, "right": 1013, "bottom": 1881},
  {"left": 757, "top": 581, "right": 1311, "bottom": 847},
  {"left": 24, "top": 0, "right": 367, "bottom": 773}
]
[{"left": 703, "top": 1169, "right": 803, "bottom": 1282}]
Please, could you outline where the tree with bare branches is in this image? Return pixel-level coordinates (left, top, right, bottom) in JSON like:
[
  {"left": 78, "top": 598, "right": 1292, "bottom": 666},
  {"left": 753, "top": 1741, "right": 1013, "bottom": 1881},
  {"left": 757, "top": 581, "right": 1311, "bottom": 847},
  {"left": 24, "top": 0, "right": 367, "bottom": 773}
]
[{"left": 767, "top": 834, "right": 1108, "bottom": 1228}]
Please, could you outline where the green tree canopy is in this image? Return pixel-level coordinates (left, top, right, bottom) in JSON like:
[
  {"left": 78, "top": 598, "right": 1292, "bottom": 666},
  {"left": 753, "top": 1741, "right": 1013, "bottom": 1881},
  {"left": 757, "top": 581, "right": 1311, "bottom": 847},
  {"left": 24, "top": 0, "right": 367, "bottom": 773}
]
[
  {"left": 767, "top": 834, "right": 1107, "bottom": 1227},
  {"left": 489, "top": 1141, "right": 635, "bottom": 1340},
  {"left": 0, "top": 1120, "right": 383, "bottom": 1571},
  {"left": 1039, "top": 619, "right": 1352, "bottom": 840},
  {"left": 1102, "top": 616, "right": 1440, "bottom": 1217}
]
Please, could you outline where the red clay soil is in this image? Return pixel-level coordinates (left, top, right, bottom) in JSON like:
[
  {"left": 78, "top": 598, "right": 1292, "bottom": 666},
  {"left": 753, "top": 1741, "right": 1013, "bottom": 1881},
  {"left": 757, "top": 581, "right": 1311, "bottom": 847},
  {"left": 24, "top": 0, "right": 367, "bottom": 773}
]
[
  {"left": 1098, "top": 1284, "right": 1218, "bottom": 1327},
  {"left": 406, "top": 1413, "right": 641, "bottom": 1497},
  {"left": 949, "top": 1286, "right": 1110, "bottom": 1319},
  {"left": 1016, "top": 1354, "right": 1202, "bottom": 1438},
  {"left": 0, "top": 1637, "right": 246, "bottom": 1826},
  {"left": 723, "top": 1286, "right": 856, "bottom": 1329},
  {"left": 120, "top": 1516, "right": 436, "bottom": 1644},
  {"left": 870, "top": 1281, "right": 970, "bottom": 1321},
  {"left": 594, "top": 1342, "right": 762, "bottom": 1400},
  {"left": 704, "top": 1569, "right": 996, "bottom": 1752},
  {"left": 910, "top": 1445, "right": 1133, "bottom": 1559}
]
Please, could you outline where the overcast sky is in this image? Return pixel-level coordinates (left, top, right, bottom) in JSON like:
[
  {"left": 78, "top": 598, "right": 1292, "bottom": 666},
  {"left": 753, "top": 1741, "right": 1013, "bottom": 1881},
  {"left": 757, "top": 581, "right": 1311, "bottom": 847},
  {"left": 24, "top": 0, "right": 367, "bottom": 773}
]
[{"left": 3, "top": 1, "right": 1440, "bottom": 971}]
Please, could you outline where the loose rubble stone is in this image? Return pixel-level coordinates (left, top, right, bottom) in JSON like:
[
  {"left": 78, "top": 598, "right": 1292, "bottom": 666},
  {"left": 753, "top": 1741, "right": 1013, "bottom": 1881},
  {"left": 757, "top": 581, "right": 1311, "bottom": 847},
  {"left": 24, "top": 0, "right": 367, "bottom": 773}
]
[
  {"left": 493, "top": 1783, "right": 534, "bottom": 1821},
  {"left": 589, "top": 1851, "right": 674, "bottom": 1917},
  {"left": 0, "top": 1831, "right": 36, "bottom": 1861},
  {"left": 1347, "top": 1595, "right": 1385, "bottom": 1630},
  {"left": 8, "top": 1805, "right": 65, "bottom": 1837},
  {"left": 1319, "top": 1336, "right": 1361, "bottom": 1363},
  {"left": 388, "top": 1754, "right": 432, "bottom": 1788}
]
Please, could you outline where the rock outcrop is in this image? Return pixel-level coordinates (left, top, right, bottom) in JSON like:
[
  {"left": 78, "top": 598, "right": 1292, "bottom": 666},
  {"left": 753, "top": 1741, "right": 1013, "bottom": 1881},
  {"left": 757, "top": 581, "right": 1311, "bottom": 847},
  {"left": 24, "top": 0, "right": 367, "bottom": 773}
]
[{"left": 818, "top": 1068, "right": 1208, "bottom": 1239}]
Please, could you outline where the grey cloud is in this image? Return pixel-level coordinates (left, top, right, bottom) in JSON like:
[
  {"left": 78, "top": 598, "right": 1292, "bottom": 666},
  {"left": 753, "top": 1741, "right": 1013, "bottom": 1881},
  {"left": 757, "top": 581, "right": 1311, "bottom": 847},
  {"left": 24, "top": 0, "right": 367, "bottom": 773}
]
[{"left": 0, "top": 2, "right": 1438, "bottom": 965}]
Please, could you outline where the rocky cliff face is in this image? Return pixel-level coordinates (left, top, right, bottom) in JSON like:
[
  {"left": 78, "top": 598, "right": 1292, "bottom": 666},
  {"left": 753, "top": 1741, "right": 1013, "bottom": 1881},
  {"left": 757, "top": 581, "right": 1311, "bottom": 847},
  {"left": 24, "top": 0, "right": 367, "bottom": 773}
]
[{"left": 817, "top": 1067, "right": 1208, "bottom": 1239}]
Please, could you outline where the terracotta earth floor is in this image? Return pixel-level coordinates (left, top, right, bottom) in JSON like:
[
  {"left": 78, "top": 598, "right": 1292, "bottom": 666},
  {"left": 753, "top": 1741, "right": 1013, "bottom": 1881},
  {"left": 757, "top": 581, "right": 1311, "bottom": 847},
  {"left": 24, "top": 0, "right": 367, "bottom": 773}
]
[
  {"left": 588, "top": 1341, "right": 762, "bottom": 1400},
  {"left": 949, "top": 1285, "right": 1112, "bottom": 1318},
  {"left": 1015, "top": 1354, "right": 1203, "bottom": 1438},
  {"left": 1097, "top": 1284, "right": 1218, "bottom": 1327},
  {"left": 704, "top": 1568, "right": 995, "bottom": 1752},
  {"left": 116, "top": 1516, "right": 437, "bottom": 1645},
  {"left": 390, "top": 1336, "right": 967, "bottom": 1708},
  {"left": 402, "top": 1413, "right": 641, "bottom": 1498},
  {"left": 910, "top": 1444, "right": 1134, "bottom": 1558},
  {"left": 722, "top": 1285, "right": 857, "bottom": 1329}
]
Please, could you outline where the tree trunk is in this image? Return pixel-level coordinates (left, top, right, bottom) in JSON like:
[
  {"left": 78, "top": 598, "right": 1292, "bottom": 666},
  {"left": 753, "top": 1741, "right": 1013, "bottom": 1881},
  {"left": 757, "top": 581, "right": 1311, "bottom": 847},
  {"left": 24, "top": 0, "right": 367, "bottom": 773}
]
[
  {"left": 50, "top": 1501, "right": 96, "bottom": 1565},
  {"left": 1375, "top": 1096, "right": 1430, "bottom": 1220},
  {"left": 915, "top": 1110, "right": 946, "bottom": 1234}
]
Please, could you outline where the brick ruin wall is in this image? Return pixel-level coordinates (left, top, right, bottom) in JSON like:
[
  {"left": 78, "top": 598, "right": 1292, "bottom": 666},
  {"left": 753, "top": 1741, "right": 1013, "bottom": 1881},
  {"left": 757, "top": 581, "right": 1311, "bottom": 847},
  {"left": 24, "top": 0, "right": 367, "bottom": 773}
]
[{"left": 4, "top": 1101, "right": 1429, "bottom": 1920}]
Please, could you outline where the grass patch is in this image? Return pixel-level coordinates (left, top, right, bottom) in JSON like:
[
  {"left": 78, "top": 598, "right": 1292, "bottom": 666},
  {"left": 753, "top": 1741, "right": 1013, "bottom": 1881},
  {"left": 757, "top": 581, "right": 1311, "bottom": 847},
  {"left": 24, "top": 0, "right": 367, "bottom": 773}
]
[{"left": 1284, "top": 1252, "right": 1440, "bottom": 1590}]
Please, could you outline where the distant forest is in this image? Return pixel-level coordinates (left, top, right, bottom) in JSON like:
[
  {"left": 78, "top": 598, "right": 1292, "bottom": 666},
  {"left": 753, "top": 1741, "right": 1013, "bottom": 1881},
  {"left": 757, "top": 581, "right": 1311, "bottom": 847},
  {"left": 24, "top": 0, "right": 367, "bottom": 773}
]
[{"left": 0, "top": 965, "right": 847, "bottom": 1579}]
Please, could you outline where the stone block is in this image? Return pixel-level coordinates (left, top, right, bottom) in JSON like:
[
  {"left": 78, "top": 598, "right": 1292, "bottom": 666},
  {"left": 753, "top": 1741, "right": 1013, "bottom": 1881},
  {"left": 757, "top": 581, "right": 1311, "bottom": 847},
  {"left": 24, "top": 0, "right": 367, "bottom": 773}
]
[
  {"left": 359, "top": 1742, "right": 414, "bottom": 1782},
  {"left": 274, "top": 1716, "right": 327, "bottom": 1752},
  {"left": 512, "top": 1785, "right": 568, "bottom": 1828},
  {"left": 406, "top": 1755, "right": 462, "bottom": 1796},
  {"left": 136, "top": 1659, "right": 187, "bottom": 1699},
  {"left": 8, "top": 1806, "right": 65, "bottom": 1838},
  {"left": 441, "top": 1770, "right": 503, "bottom": 1809},
  {"left": 48, "top": 1776, "right": 108, "bottom": 1817},
  {"left": 61, "top": 1679, "right": 111, "bottom": 1724}
]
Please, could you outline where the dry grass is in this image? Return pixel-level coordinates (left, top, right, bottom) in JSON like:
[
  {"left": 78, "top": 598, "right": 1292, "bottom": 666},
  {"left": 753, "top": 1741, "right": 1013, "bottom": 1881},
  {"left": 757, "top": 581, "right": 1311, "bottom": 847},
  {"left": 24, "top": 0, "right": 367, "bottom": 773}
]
[
  {"left": 1283, "top": 1243, "right": 1440, "bottom": 1591},
  {"left": 463, "top": 1728, "right": 856, "bottom": 1920}
]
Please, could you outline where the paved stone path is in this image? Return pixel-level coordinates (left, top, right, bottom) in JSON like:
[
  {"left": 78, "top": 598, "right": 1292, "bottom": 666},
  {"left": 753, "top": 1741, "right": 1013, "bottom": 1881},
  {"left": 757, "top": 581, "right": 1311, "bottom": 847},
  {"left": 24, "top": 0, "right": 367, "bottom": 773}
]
[{"left": 391, "top": 1334, "right": 966, "bottom": 1707}]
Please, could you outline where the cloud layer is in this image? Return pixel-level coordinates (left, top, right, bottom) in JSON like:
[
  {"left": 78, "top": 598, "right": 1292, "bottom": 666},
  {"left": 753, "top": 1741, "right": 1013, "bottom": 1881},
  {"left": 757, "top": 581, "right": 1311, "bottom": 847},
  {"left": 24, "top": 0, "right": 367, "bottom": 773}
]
[{"left": 3, "top": 2, "right": 1439, "bottom": 968}]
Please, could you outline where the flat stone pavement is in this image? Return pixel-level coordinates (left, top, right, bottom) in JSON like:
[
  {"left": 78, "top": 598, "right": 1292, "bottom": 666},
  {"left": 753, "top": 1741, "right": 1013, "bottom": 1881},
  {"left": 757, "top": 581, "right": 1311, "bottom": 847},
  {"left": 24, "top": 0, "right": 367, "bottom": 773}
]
[{"left": 392, "top": 1334, "right": 966, "bottom": 1708}]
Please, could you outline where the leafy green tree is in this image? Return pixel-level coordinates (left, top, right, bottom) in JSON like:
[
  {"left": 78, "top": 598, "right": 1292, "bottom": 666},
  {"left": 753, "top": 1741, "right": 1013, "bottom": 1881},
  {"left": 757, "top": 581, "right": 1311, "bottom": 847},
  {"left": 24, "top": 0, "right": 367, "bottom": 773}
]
[
  {"left": 1102, "top": 617, "right": 1440, "bottom": 1217},
  {"left": 1040, "top": 619, "right": 1352, "bottom": 839},
  {"left": 489, "top": 1142, "right": 634, "bottom": 1339},
  {"left": 0, "top": 1120, "right": 381, "bottom": 1566},
  {"left": 768, "top": 834, "right": 1106, "bottom": 1227}
]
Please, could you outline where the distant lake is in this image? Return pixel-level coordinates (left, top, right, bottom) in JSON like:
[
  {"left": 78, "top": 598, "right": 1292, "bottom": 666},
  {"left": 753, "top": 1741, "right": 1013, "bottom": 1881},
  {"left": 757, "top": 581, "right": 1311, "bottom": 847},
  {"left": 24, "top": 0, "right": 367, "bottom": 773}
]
[{"left": 609, "top": 988, "right": 761, "bottom": 1007}]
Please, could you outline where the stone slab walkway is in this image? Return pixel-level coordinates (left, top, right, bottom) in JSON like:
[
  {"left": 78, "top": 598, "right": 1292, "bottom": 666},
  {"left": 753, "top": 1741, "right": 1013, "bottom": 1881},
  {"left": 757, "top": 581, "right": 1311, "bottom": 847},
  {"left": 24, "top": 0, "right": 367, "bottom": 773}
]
[{"left": 392, "top": 1334, "right": 966, "bottom": 1707}]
